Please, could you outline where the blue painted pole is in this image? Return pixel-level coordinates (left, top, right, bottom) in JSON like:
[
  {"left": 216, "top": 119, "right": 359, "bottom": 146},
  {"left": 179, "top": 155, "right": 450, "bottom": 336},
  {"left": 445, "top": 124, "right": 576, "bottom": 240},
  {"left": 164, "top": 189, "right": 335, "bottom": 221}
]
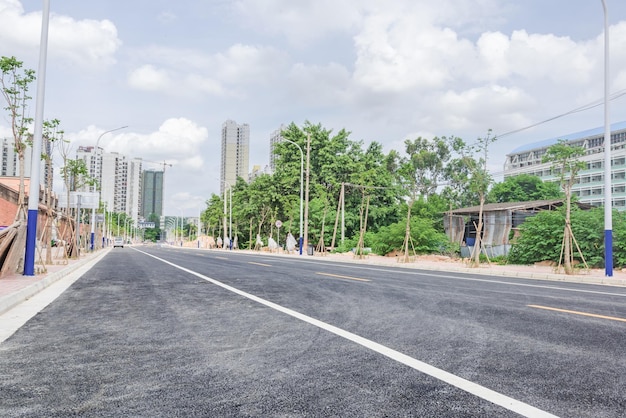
[
  {"left": 601, "top": 0, "right": 613, "bottom": 276},
  {"left": 24, "top": 0, "right": 50, "bottom": 276}
]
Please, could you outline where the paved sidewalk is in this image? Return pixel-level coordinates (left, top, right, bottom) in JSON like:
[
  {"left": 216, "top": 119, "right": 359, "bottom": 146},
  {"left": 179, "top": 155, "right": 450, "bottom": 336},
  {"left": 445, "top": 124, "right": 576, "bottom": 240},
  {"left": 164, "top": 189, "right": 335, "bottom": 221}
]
[
  {"left": 0, "top": 248, "right": 111, "bottom": 316},
  {"left": 2, "top": 245, "right": 626, "bottom": 318}
]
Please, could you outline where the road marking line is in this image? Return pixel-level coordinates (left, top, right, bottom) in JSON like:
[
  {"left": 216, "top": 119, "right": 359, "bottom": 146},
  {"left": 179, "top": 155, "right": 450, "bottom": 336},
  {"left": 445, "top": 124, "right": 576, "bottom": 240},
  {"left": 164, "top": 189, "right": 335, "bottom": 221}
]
[
  {"left": 136, "top": 248, "right": 557, "bottom": 418},
  {"left": 528, "top": 304, "right": 626, "bottom": 323},
  {"left": 215, "top": 256, "right": 229, "bottom": 260},
  {"left": 316, "top": 272, "right": 371, "bottom": 282},
  {"left": 249, "top": 262, "right": 272, "bottom": 267}
]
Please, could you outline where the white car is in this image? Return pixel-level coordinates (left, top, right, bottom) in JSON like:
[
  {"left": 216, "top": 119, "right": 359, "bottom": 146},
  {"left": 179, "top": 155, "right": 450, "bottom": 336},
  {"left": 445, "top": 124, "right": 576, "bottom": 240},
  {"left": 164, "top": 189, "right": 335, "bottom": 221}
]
[{"left": 113, "top": 237, "right": 124, "bottom": 248}]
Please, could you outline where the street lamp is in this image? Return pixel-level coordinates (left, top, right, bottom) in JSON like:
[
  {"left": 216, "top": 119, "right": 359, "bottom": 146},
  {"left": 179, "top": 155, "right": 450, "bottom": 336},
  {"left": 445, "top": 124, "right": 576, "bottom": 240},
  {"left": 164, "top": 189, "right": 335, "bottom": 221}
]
[
  {"left": 24, "top": 0, "right": 50, "bottom": 276},
  {"left": 220, "top": 180, "right": 233, "bottom": 250},
  {"left": 177, "top": 207, "right": 184, "bottom": 247},
  {"left": 91, "top": 125, "right": 128, "bottom": 251},
  {"left": 601, "top": 0, "right": 613, "bottom": 277},
  {"left": 283, "top": 138, "right": 304, "bottom": 255}
]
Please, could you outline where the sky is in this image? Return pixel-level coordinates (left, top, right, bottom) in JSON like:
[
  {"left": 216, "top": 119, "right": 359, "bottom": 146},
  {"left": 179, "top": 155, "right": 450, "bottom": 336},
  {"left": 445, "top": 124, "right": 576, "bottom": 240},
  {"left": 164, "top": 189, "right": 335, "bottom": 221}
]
[{"left": 1, "top": 0, "right": 626, "bottom": 217}]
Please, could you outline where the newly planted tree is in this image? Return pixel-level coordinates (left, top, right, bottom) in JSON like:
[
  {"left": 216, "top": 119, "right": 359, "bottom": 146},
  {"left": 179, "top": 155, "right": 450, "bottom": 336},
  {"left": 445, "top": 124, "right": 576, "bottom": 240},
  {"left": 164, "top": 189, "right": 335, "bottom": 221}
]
[
  {"left": 0, "top": 56, "right": 36, "bottom": 220},
  {"left": 41, "top": 118, "right": 64, "bottom": 264},
  {"left": 469, "top": 130, "right": 496, "bottom": 267},
  {"left": 397, "top": 136, "right": 452, "bottom": 261},
  {"left": 542, "top": 139, "right": 586, "bottom": 274}
]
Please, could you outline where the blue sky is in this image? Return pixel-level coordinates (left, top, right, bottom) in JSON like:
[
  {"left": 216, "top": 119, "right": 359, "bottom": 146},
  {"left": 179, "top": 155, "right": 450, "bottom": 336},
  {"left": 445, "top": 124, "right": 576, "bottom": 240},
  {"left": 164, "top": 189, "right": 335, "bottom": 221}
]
[{"left": 1, "top": 0, "right": 626, "bottom": 216}]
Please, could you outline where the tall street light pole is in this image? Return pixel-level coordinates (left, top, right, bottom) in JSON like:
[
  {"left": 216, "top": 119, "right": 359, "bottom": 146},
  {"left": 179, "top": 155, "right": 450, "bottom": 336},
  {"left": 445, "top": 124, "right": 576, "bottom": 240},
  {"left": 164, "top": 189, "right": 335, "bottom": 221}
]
[
  {"left": 601, "top": 0, "right": 613, "bottom": 277},
  {"left": 303, "top": 133, "right": 311, "bottom": 254},
  {"left": 221, "top": 181, "right": 232, "bottom": 250},
  {"left": 283, "top": 138, "right": 304, "bottom": 255},
  {"left": 24, "top": 0, "right": 50, "bottom": 276},
  {"left": 91, "top": 125, "right": 128, "bottom": 251}
]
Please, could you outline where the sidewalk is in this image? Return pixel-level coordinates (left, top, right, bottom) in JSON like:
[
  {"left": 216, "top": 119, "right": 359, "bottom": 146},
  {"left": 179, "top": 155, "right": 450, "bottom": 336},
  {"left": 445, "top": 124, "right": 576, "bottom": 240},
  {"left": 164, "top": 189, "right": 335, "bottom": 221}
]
[
  {"left": 2, "top": 246, "right": 626, "bottom": 317},
  {"left": 0, "top": 248, "right": 110, "bottom": 316}
]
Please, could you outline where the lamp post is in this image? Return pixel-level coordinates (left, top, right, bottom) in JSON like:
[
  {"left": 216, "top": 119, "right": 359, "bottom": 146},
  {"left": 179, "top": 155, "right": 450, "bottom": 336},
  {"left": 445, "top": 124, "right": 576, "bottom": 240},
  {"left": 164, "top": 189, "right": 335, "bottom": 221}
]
[
  {"left": 177, "top": 207, "right": 184, "bottom": 247},
  {"left": 601, "top": 0, "right": 613, "bottom": 277},
  {"left": 283, "top": 138, "right": 304, "bottom": 255},
  {"left": 220, "top": 181, "right": 233, "bottom": 250},
  {"left": 24, "top": 0, "right": 50, "bottom": 276},
  {"left": 124, "top": 217, "right": 132, "bottom": 243},
  {"left": 91, "top": 125, "right": 128, "bottom": 251}
]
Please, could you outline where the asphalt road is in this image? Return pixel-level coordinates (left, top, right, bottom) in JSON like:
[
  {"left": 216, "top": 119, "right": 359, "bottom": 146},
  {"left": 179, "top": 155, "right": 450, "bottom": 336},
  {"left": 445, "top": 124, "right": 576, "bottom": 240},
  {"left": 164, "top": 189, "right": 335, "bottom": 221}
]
[{"left": 2, "top": 246, "right": 626, "bottom": 417}]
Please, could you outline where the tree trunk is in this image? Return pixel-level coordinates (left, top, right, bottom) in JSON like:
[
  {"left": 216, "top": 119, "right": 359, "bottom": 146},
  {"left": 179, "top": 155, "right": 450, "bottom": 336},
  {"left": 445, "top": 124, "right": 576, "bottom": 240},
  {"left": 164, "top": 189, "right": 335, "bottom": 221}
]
[
  {"left": 15, "top": 153, "right": 26, "bottom": 221},
  {"left": 472, "top": 194, "right": 485, "bottom": 267},
  {"left": 563, "top": 189, "right": 573, "bottom": 274},
  {"left": 402, "top": 201, "right": 413, "bottom": 263}
]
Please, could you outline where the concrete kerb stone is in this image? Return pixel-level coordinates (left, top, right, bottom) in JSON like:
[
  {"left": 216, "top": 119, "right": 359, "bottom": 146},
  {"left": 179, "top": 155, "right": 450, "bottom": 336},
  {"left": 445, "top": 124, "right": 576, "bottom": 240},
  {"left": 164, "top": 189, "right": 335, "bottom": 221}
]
[
  {"left": 176, "top": 245, "right": 626, "bottom": 288},
  {"left": 0, "top": 248, "right": 111, "bottom": 316}
]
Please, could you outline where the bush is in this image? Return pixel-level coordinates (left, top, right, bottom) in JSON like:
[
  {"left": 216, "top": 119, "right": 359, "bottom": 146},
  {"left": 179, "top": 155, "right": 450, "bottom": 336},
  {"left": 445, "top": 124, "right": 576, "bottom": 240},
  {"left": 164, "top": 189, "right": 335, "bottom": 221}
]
[
  {"left": 508, "top": 207, "right": 612, "bottom": 268},
  {"left": 369, "top": 216, "right": 450, "bottom": 256}
]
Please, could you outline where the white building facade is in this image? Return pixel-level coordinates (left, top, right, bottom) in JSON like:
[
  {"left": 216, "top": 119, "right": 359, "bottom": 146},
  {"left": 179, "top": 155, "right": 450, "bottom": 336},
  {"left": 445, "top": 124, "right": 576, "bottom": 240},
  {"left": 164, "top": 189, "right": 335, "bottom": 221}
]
[
  {"left": 504, "top": 121, "right": 626, "bottom": 209},
  {"left": 220, "top": 119, "right": 249, "bottom": 194},
  {"left": 76, "top": 146, "right": 143, "bottom": 222},
  {"left": 269, "top": 124, "right": 286, "bottom": 172},
  {"left": 1, "top": 137, "right": 50, "bottom": 187}
]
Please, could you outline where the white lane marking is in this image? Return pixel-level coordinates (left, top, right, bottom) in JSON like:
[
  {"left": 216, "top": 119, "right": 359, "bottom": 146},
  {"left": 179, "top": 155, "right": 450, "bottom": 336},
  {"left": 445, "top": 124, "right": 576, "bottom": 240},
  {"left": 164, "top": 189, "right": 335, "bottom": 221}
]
[{"left": 136, "top": 248, "right": 557, "bottom": 418}]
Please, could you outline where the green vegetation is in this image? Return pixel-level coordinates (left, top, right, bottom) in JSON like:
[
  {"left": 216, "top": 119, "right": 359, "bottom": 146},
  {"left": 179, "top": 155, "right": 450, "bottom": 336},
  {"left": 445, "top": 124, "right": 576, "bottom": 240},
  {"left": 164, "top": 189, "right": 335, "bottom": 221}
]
[{"left": 201, "top": 121, "right": 624, "bottom": 270}]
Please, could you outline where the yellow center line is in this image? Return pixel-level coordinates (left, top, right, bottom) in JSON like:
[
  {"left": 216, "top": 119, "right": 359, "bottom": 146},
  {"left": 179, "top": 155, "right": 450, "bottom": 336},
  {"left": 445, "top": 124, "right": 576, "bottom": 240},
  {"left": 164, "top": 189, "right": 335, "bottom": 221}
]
[
  {"left": 528, "top": 304, "right": 626, "bottom": 323},
  {"left": 249, "top": 262, "right": 272, "bottom": 267},
  {"left": 316, "top": 272, "right": 371, "bottom": 282}
]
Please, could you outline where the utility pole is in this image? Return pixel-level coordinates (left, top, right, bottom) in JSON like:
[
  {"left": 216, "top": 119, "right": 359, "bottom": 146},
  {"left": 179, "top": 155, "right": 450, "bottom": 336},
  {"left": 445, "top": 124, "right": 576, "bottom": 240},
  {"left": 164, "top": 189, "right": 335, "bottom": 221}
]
[{"left": 303, "top": 133, "right": 311, "bottom": 253}]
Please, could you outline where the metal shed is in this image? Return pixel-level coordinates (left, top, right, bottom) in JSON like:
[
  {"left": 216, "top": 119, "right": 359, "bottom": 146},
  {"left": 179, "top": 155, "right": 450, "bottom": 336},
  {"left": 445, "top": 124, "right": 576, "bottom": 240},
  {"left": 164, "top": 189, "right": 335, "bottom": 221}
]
[{"left": 443, "top": 199, "right": 592, "bottom": 258}]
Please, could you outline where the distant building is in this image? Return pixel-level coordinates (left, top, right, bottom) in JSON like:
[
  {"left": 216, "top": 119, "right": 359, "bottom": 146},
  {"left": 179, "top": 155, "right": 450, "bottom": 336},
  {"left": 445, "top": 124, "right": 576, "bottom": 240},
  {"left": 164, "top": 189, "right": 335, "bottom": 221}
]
[
  {"left": 141, "top": 170, "right": 164, "bottom": 225},
  {"left": 249, "top": 164, "right": 271, "bottom": 182},
  {"left": 220, "top": 120, "right": 249, "bottom": 194},
  {"left": 504, "top": 121, "right": 626, "bottom": 209},
  {"left": 1, "top": 137, "right": 50, "bottom": 188},
  {"left": 75, "top": 146, "right": 143, "bottom": 223},
  {"left": 269, "top": 124, "right": 286, "bottom": 172}
]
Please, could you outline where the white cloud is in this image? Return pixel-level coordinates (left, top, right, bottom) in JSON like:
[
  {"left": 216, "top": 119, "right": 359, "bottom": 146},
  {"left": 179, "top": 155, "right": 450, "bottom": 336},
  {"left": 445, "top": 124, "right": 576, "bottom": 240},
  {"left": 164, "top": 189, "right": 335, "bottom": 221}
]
[
  {"left": 128, "top": 65, "right": 172, "bottom": 91},
  {"left": 0, "top": 0, "right": 121, "bottom": 68},
  {"left": 233, "top": 0, "right": 363, "bottom": 45},
  {"left": 127, "top": 44, "right": 288, "bottom": 97},
  {"left": 70, "top": 118, "right": 208, "bottom": 163}
]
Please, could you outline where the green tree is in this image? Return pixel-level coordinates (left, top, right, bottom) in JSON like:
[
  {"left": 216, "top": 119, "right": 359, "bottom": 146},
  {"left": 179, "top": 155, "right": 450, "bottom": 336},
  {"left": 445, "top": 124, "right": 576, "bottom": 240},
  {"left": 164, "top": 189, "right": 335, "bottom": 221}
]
[
  {"left": 0, "top": 56, "right": 36, "bottom": 220},
  {"left": 542, "top": 139, "right": 586, "bottom": 274},
  {"left": 509, "top": 207, "right": 605, "bottom": 268},
  {"left": 42, "top": 119, "right": 64, "bottom": 263},
  {"left": 441, "top": 137, "right": 477, "bottom": 209},
  {"left": 397, "top": 136, "right": 452, "bottom": 261},
  {"left": 489, "top": 174, "right": 563, "bottom": 203}
]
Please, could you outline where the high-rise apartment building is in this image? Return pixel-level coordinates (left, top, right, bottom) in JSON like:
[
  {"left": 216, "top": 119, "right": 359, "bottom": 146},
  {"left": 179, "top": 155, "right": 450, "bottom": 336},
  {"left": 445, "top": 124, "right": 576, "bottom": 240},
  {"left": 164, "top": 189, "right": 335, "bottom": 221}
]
[
  {"left": 76, "top": 146, "right": 143, "bottom": 223},
  {"left": 141, "top": 170, "right": 164, "bottom": 224},
  {"left": 220, "top": 120, "right": 249, "bottom": 194},
  {"left": 269, "top": 124, "right": 286, "bottom": 172},
  {"left": 1, "top": 137, "right": 50, "bottom": 188}
]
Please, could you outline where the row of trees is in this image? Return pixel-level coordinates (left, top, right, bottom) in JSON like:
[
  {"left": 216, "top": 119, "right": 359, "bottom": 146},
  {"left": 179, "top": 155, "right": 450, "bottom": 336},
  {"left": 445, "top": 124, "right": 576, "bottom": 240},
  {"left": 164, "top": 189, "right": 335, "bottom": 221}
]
[
  {"left": 200, "top": 121, "right": 583, "bottom": 267},
  {"left": 1, "top": 56, "right": 126, "bottom": 265}
]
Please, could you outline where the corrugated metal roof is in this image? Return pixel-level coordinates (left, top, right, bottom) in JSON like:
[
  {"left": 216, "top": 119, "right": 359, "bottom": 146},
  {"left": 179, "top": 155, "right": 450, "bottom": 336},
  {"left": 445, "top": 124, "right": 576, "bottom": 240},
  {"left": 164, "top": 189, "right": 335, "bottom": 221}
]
[
  {"left": 446, "top": 199, "right": 592, "bottom": 215},
  {"left": 507, "top": 121, "right": 626, "bottom": 156}
]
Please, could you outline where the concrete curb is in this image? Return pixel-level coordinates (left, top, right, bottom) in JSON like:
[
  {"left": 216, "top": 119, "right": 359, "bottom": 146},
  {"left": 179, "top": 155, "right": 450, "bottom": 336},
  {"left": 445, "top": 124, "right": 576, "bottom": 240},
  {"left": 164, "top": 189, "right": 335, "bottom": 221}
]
[
  {"left": 0, "top": 249, "right": 111, "bottom": 316},
  {"left": 178, "top": 245, "right": 626, "bottom": 288}
]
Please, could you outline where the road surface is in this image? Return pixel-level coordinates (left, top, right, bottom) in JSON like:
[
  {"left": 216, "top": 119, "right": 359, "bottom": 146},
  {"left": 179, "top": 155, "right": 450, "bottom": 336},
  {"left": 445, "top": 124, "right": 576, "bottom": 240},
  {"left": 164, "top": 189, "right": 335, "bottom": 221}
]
[{"left": 1, "top": 245, "right": 626, "bottom": 417}]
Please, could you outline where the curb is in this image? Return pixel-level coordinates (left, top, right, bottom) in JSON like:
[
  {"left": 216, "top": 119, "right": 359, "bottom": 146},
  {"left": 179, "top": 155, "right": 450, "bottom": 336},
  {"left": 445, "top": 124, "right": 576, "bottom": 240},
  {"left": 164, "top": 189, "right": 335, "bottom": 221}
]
[{"left": 0, "top": 249, "right": 111, "bottom": 316}]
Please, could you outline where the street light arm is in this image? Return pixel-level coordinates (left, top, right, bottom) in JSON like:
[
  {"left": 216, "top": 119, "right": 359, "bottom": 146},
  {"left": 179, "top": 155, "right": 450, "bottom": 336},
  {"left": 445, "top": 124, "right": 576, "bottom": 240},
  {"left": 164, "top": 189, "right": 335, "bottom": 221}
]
[{"left": 96, "top": 125, "right": 129, "bottom": 150}]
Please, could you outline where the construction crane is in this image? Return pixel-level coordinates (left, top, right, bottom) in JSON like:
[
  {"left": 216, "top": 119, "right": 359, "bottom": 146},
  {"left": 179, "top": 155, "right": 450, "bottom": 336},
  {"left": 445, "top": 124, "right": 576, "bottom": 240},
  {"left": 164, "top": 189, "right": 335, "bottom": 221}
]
[{"left": 143, "top": 159, "right": 173, "bottom": 172}]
